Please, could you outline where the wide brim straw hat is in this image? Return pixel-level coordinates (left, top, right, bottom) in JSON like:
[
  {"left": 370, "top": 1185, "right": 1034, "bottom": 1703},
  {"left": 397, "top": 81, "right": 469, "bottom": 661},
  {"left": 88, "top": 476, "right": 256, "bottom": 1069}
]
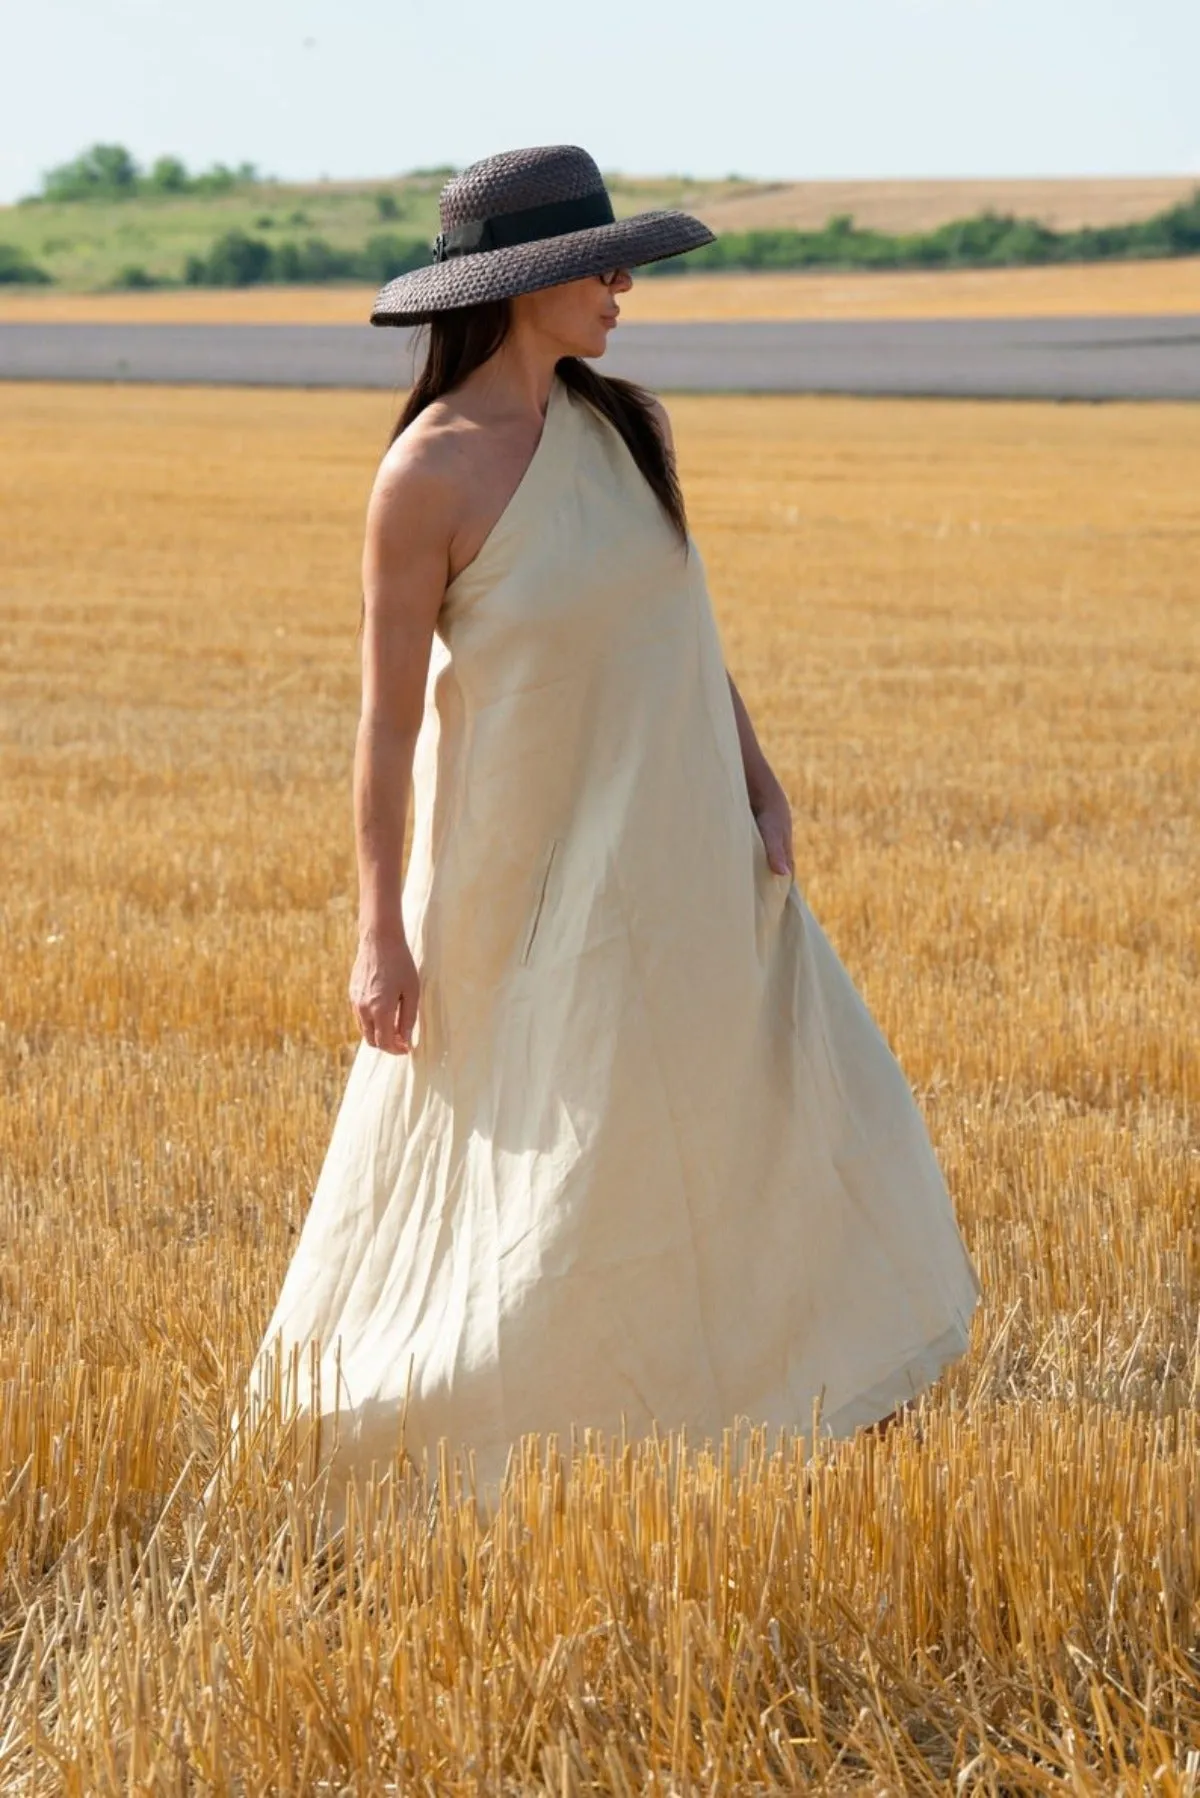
[{"left": 369, "top": 143, "right": 717, "bottom": 326}]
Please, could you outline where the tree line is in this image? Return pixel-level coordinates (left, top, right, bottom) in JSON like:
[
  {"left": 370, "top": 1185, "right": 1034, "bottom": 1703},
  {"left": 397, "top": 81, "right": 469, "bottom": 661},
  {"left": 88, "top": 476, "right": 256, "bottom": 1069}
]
[
  {"left": 23, "top": 143, "right": 263, "bottom": 203},
  {"left": 98, "top": 187, "right": 1200, "bottom": 288}
]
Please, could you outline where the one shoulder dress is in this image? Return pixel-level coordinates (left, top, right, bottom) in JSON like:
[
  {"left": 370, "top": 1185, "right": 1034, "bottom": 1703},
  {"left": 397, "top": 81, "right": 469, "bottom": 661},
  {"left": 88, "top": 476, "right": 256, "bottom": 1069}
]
[{"left": 229, "top": 365, "right": 982, "bottom": 1520}]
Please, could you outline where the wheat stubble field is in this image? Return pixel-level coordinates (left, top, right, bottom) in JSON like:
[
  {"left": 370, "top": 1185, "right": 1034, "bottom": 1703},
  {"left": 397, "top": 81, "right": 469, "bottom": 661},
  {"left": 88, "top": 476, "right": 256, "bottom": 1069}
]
[
  {"left": 4, "top": 255, "right": 1200, "bottom": 323},
  {"left": 1, "top": 378, "right": 1197, "bottom": 1792}
]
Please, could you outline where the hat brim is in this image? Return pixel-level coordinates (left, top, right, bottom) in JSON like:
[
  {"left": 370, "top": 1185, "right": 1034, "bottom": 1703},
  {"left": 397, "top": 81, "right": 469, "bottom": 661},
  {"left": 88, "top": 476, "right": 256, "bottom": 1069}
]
[{"left": 368, "top": 208, "right": 716, "bottom": 326}]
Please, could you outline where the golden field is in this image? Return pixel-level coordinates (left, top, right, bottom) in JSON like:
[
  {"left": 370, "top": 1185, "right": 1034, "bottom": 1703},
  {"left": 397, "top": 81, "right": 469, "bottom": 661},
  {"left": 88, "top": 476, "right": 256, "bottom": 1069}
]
[
  {"left": 694, "top": 175, "right": 1200, "bottom": 236},
  {"left": 1, "top": 378, "right": 1197, "bottom": 1792},
  {"left": 2, "top": 254, "right": 1200, "bottom": 325}
]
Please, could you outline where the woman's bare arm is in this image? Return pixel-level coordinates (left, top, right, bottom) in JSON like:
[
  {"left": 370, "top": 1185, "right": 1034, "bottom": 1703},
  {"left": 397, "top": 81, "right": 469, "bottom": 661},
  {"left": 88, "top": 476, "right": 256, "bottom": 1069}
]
[
  {"left": 350, "top": 433, "right": 456, "bottom": 1053},
  {"left": 726, "top": 673, "right": 793, "bottom": 876}
]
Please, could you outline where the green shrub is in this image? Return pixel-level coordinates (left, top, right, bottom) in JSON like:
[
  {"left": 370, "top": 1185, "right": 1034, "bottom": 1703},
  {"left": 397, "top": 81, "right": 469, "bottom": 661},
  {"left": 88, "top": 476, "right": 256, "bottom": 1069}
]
[
  {"left": 42, "top": 143, "right": 140, "bottom": 202},
  {"left": 0, "top": 242, "right": 53, "bottom": 285},
  {"left": 272, "top": 236, "right": 357, "bottom": 282},
  {"left": 111, "top": 264, "right": 162, "bottom": 289},
  {"left": 148, "top": 156, "right": 189, "bottom": 194},
  {"left": 185, "top": 230, "right": 273, "bottom": 286}
]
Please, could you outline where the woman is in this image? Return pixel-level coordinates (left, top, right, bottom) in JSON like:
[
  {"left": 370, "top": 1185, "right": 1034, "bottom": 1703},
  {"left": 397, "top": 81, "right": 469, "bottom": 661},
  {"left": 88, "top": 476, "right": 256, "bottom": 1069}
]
[{"left": 225, "top": 144, "right": 981, "bottom": 1525}]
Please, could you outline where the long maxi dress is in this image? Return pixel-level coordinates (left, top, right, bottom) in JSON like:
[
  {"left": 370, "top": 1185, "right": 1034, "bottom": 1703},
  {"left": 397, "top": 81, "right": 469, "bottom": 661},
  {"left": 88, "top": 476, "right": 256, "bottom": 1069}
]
[{"left": 236, "top": 366, "right": 982, "bottom": 1517}]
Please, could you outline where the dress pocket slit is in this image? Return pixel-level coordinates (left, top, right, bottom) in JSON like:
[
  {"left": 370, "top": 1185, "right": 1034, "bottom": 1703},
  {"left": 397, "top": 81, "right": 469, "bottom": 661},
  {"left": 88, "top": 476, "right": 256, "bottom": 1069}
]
[{"left": 520, "top": 837, "right": 561, "bottom": 965}]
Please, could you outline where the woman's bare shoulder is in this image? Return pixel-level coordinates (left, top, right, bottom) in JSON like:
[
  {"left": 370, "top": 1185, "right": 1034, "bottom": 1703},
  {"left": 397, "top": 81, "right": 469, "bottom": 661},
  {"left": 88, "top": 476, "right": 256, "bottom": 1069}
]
[
  {"left": 365, "top": 398, "right": 479, "bottom": 560},
  {"left": 373, "top": 397, "right": 476, "bottom": 505}
]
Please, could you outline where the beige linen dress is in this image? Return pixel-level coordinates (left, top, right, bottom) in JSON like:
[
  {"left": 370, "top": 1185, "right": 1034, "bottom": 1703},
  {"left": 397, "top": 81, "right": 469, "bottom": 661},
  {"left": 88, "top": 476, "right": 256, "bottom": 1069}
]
[{"left": 237, "top": 365, "right": 982, "bottom": 1517}]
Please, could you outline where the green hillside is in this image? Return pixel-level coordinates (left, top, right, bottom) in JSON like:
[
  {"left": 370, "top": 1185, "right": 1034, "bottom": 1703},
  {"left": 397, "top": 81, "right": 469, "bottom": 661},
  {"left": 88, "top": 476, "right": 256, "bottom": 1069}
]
[
  {"left": 0, "top": 145, "right": 756, "bottom": 292},
  {"left": 2, "top": 143, "right": 1199, "bottom": 293}
]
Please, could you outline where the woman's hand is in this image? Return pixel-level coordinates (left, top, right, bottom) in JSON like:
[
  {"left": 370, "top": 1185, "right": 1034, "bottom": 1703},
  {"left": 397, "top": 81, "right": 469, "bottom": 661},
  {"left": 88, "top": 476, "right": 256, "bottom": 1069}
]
[
  {"left": 349, "top": 924, "right": 421, "bottom": 1054},
  {"left": 750, "top": 771, "right": 794, "bottom": 878}
]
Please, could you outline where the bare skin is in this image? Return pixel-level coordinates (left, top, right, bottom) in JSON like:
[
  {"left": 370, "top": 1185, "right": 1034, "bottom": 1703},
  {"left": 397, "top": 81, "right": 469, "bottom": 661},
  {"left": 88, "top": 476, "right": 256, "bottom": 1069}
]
[{"left": 349, "top": 265, "right": 794, "bottom": 1055}]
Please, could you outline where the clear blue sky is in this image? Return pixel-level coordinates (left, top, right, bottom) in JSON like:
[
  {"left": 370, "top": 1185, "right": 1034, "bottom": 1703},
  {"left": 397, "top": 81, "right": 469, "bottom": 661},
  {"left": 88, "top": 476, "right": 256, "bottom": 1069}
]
[{"left": 5, "top": 0, "right": 1198, "bottom": 207}]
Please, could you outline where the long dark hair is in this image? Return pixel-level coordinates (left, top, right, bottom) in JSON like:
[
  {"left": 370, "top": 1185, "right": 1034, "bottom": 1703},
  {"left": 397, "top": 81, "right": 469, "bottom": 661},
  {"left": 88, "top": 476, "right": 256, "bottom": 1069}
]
[{"left": 363, "top": 300, "right": 692, "bottom": 634}]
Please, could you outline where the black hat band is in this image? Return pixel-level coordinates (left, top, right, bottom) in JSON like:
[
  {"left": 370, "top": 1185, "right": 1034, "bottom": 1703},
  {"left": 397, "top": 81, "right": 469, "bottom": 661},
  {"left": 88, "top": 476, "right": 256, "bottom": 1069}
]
[{"left": 432, "top": 190, "right": 617, "bottom": 263}]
